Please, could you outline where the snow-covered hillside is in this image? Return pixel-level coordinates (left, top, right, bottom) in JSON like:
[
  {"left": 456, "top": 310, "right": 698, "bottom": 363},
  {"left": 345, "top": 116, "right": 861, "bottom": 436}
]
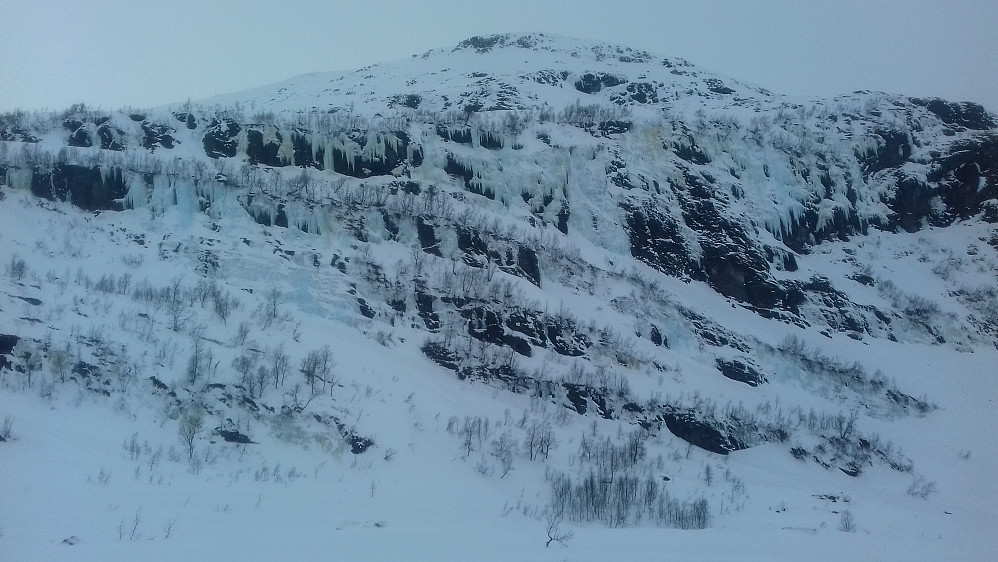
[{"left": 1, "top": 33, "right": 996, "bottom": 560}]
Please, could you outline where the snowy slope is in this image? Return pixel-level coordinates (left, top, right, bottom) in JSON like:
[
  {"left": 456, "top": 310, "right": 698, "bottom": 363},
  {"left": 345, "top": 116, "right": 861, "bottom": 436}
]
[{"left": 1, "top": 33, "right": 997, "bottom": 560}]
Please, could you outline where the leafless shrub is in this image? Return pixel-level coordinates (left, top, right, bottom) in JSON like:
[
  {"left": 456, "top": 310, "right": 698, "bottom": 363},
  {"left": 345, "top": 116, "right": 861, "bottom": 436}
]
[
  {"left": 178, "top": 409, "right": 203, "bottom": 460},
  {"left": 907, "top": 475, "right": 937, "bottom": 499},
  {"left": 544, "top": 507, "right": 574, "bottom": 547},
  {"left": 838, "top": 509, "right": 856, "bottom": 532},
  {"left": 0, "top": 415, "right": 13, "bottom": 441},
  {"left": 7, "top": 254, "right": 27, "bottom": 281}
]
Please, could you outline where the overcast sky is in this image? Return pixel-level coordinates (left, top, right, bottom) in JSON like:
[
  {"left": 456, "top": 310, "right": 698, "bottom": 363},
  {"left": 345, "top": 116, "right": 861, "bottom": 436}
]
[{"left": 1, "top": 0, "right": 996, "bottom": 113}]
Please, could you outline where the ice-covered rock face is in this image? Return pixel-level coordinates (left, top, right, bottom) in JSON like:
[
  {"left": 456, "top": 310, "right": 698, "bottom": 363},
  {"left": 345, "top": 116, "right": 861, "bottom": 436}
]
[
  {"left": 2, "top": 36, "right": 998, "bottom": 552},
  {"left": 1, "top": 34, "right": 995, "bottom": 318}
]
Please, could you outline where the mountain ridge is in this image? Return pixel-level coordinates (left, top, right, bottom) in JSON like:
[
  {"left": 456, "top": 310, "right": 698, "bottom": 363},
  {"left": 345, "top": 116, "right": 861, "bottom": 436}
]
[{"left": 0, "top": 32, "right": 996, "bottom": 560}]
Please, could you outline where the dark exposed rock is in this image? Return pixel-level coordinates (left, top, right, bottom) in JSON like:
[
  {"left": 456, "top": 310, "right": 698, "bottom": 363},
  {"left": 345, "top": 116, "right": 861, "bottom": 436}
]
[
  {"left": 388, "top": 297, "right": 407, "bottom": 315},
  {"left": 883, "top": 133, "right": 998, "bottom": 231},
  {"left": 927, "top": 133, "right": 998, "bottom": 222},
  {"left": 382, "top": 211, "right": 400, "bottom": 240},
  {"left": 421, "top": 341, "right": 460, "bottom": 371},
  {"left": 0, "top": 334, "right": 18, "bottom": 371},
  {"left": 672, "top": 139, "right": 710, "bottom": 165},
  {"left": 289, "top": 132, "right": 317, "bottom": 168},
  {"left": 683, "top": 310, "right": 751, "bottom": 352},
  {"left": 911, "top": 97, "right": 996, "bottom": 130},
  {"left": 715, "top": 358, "right": 766, "bottom": 387},
  {"left": 463, "top": 306, "right": 505, "bottom": 346},
  {"left": 546, "top": 319, "right": 590, "bottom": 357},
  {"left": 888, "top": 174, "right": 936, "bottom": 232},
  {"left": 797, "top": 276, "right": 880, "bottom": 334},
  {"left": 97, "top": 123, "right": 123, "bottom": 151},
  {"left": 623, "top": 203, "right": 691, "bottom": 278},
  {"left": 477, "top": 131, "right": 504, "bottom": 150},
  {"left": 455, "top": 35, "right": 505, "bottom": 53},
  {"left": 436, "top": 125, "right": 473, "bottom": 145},
  {"left": 563, "top": 383, "right": 613, "bottom": 419},
  {"left": 613, "top": 82, "right": 659, "bottom": 104},
  {"left": 859, "top": 129, "right": 912, "bottom": 176},
  {"left": 574, "top": 72, "right": 625, "bottom": 94},
  {"left": 0, "top": 123, "right": 40, "bottom": 143},
  {"left": 349, "top": 435, "right": 374, "bottom": 454},
  {"left": 388, "top": 93, "right": 422, "bottom": 109},
  {"left": 780, "top": 203, "right": 866, "bottom": 253},
  {"left": 203, "top": 118, "right": 241, "bottom": 158},
  {"left": 218, "top": 429, "right": 254, "bottom": 444},
  {"left": 565, "top": 383, "right": 588, "bottom": 414},
  {"left": 623, "top": 402, "right": 643, "bottom": 414},
  {"left": 437, "top": 125, "right": 503, "bottom": 150},
  {"left": 173, "top": 112, "right": 198, "bottom": 129},
  {"left": 458, "top": 305, "right": 533, "bottom": 357},
  {"left": 245, "top": 127, "right": 284, "bottom": 166},
  {"left": 596, "top": 120, "right": 631, "bottom": 136},
  {"left": 456, "top": 225, "right": 495, "bottom": 264},
  {"left": 765, "top": 245, "right": 799, "bottom": 272},
  {"left": 517, "top": 246, "right": 540, "bottom": 286},
  {"left": 148, "top": 376, "right": 169, "bottom": 390},
  {"left": 321, "top": 130, "right": 420, "bottom": 177},
  {"left": 704, "top": 78, "right": 734, "bottom": 95},
  {"left": 649, "top": 324, "right": 665, "bottom": 347},
  {"left": 30, "top": 164, "right": 128, "bottom": 211},
  {"left": 63, "top": 119, "right": 92, "bottom": 147},
  {"left": 678, "top": 182, "right": 787, "bottom": 309},
  {"left": 503, "top": 333, "right": 532, "bottom": 357},
  {"left": 357, "top": 298, "right": 376, "bottom": 319},
  {"left": 556, "top": 204, "right": 570, "bottom": 235},
  {"left": 660, "top": 407, "right": 747, "bottom": 455},
  {"left": 274, "top": 204, "right": 288, "bottom": 228},
  {"left": 415, "top": 290, "right": 441, "bottom": 331},
  {"left": 416, "top": 216, "right": 442, "bottom": 256},
  {"left": 849, "top": 272, "right": 876, "bottom": 286},
  {"left": 72, "top": 360, "right": 99, "bottom": 379},
  {"left": 605, "top": 159, "right": 635, "bottom": 190},
  {"left": 141, "top": 121, "right": 174, "bottom": 150},
  {"left": 505, "top": 310, "right": 548, "bottom": 348}
]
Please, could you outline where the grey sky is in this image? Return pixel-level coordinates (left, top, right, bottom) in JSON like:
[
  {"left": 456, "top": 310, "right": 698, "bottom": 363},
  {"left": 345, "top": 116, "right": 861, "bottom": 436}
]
[{"left": 1, "top": 0, "right": 996, "bottom": 113}]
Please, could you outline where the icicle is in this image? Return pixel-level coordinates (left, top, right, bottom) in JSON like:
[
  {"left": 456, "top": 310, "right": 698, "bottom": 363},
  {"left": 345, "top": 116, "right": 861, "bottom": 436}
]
[
  {"left": 125, "top": 173, "right": 148, "bottom": 209},
  {"left": 323, "top": 139, "right": 335, "bottom": 172},
  {"left": 310, "top": 133, "right": 323, "bottom": 166},
  {"left": 278, "top": 132, "right": 295, "bottom": 165},
  {"left": 236, "top": 130, "right": 249, "bottom": 157},
  {"left": 99, "top": 165, "right": 115, "bottom": 186},
  {"left": 150, "top": 175, "right": 175, "bottom": 215},
  {"left": 174, "top": 179, "right": 198, "bottom": 218},
  {"left": 5, "top": 168, "right": 33, "bottom": 192}
]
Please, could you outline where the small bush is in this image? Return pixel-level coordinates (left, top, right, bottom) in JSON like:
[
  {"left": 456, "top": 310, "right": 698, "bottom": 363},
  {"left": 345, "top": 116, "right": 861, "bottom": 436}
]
[
  {"left": 838, "top": 509, "right": 856, "bottom": 532},
  {"left": 907, "top": 476, "right": 937, "bottom": 499},
  {"left": 0, "top": 415, "right": 13, "bottom": 441},
  {"left": 7, "top": 254, "right": 27, "bottom": 281},
  {"left": 178, "top": 409, "right": 204, "bottom": 460}
]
